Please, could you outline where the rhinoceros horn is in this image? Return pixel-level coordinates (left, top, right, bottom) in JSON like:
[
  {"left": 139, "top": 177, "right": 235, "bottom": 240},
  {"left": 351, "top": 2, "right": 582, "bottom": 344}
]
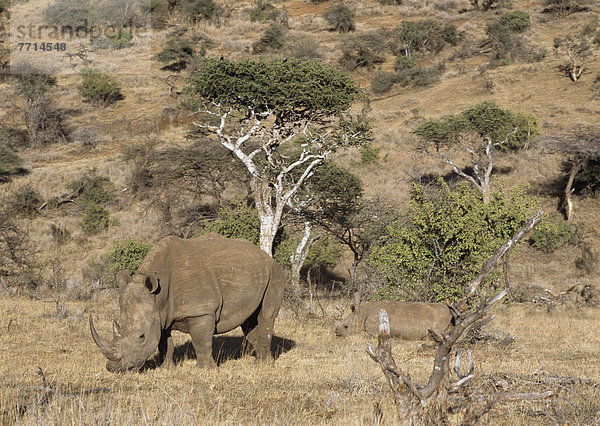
[{"left": 90, "top": 315, "right": 117, "bottom": 360}]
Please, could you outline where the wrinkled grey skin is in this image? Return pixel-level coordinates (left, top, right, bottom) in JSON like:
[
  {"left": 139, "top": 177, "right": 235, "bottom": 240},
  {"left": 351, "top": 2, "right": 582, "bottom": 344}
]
[
  {"left": 334, "top": 301, "right": 452, "bottom": 339},
  {"left": 90, "top": 233, "right": 284, "bottom": 372}
]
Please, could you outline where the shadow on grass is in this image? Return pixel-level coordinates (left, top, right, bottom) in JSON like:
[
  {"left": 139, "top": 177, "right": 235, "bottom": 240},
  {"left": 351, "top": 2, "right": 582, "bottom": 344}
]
[{"left": 144, "top": 335, "right": 295, "bottom": 369}]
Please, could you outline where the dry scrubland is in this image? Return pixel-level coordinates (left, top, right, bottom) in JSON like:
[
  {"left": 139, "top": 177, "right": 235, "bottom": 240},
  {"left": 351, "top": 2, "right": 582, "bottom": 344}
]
[
  {"left": 1, "top": 0, "right": 600, "bottom": 423},
  {"left": 2, "top": 296, "right": 600, "bottom": 424}
]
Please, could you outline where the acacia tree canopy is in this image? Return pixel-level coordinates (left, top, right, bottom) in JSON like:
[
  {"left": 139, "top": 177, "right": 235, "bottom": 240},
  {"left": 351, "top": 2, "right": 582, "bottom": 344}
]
[{"left": 185, "top": 57, "right": 361, "bottom": 123}]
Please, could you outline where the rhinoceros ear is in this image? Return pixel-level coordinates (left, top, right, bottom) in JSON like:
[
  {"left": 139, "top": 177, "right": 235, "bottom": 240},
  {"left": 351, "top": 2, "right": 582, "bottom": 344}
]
[{"left": 143, "top": 273, "right": 161, "bottom": 295}]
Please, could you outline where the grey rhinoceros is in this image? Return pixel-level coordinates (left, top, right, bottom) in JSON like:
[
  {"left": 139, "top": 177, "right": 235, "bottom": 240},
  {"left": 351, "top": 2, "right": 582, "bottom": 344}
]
[
  {"left": 90, "top": 233, "right": 284, "bottom": 372},
  {"left": 334, "top": 301, "right": 452, "bottom": 339}
]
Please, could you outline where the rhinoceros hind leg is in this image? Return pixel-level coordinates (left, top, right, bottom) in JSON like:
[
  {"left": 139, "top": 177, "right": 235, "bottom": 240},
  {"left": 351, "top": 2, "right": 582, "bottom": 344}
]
[
  {"left": 188, "top": 315, "right": 217, "bottom": 369},
  {"left": 242, "top": 310, "right": 273, "bottom": 363}
]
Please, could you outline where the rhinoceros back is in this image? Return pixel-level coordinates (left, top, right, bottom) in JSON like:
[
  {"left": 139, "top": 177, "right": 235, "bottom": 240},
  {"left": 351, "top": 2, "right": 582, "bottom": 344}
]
[
  {"left": 360, "top": 301, "right": 452, "bottom": 340},
  {"left": 137, "top": 234, "right": 282, "bottom": 333}
]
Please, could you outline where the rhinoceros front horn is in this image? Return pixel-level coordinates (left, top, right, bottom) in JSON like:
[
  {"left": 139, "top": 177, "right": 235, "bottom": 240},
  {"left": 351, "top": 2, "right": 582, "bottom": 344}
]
[{"left": 89, "top": 315, "right": 116, "bottom": 360}]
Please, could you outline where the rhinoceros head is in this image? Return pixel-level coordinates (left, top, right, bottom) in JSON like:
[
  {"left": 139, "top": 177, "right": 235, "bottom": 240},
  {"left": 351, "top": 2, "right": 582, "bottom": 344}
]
[
  {"left": 90, "top": 271, "right": 162, "bottom": 372},
  {"left": 334, "top": 304, "right": 358, "bottom": 337}
]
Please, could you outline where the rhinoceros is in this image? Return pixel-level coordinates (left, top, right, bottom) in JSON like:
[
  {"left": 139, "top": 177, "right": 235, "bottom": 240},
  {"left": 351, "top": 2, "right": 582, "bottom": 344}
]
[
  {"left": 90, "top": 233, "right": 284, "bottom": 372},
  {"left": 334, "top": 301, "right": 452, "bottom": 339}
]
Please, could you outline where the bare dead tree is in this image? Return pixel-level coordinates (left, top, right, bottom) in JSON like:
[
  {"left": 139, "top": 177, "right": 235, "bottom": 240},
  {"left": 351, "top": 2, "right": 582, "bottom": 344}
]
[
  {"left": 542, "top": 126, "right": 600, "bottom": 221},
  {"left": 366, "top": 211, "right": 547, "bottom": 425},
  {"left": 554, "top": 35, "right": 591, "bottom": 82}
]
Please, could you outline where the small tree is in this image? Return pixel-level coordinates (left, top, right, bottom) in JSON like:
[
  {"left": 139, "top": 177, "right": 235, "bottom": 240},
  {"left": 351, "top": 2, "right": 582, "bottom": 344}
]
[
  {"left": 554, "top": 34, "right": 592, "bottom": 81},
  {"left": 543, "top": 125, "right": 600, "bottom": 221},
  {"left": 185, "top": 57, "right": 362, "bottom": 255},
  {"left": 323, "top": 3, "right": 355, "bottom": 33},
  {"left": 391, "top": 20, "right": 459, "bottom": 59},
  {"left": 11, "top": 69, "right": 67, "bottom": 146},
  {"left": 414, "top": 101, "right": 539, "bottom": 203}
]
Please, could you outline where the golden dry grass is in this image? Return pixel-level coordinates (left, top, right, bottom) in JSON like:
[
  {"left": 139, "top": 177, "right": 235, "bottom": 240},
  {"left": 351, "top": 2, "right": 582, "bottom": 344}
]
[{"left": 1, "top": 296, "right": 600, "bottom": 424}]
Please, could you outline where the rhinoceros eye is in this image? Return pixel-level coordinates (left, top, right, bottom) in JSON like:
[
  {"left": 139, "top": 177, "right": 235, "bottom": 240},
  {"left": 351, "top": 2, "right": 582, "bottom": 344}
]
[{"left": 138, "top": 333, "right": 145, "bottom": 342}]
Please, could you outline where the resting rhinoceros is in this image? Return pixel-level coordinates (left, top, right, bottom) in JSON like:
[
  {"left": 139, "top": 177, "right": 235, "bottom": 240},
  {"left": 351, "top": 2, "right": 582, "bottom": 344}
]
[
  {"left": 334, "top": 301, "right": 452, "bottom": 339},
  {"left": 90, "top": 233, "right": 284, "bottom": 372}
]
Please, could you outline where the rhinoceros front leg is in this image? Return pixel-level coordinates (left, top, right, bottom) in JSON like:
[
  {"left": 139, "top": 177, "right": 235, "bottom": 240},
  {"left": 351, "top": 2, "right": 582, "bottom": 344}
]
[
  {"left": 187, "top": 315, "right": 217, "bottom": 369},
  {"left": 158, "top": 330, "right": 174, "bottom": 368}
]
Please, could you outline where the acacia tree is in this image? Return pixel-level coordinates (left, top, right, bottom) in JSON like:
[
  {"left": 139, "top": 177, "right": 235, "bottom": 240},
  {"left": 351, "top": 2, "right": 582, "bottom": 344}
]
[
  {"left": 414, "top": 102, "right": 538, "bottom": 203},
  {"left": 185, "top": 57, "right": 361, "bottom": 255}
]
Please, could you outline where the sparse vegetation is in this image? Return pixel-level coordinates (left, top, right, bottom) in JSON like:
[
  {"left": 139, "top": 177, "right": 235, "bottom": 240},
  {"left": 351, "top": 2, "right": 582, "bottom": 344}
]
[
  {"left": 250, "top": 0, "right": 280, "bottom": 22},
  {"left": 339, "top": 33, "right": 385, "bottom": 70},
  {"left": 252, "top": 23, "right": 285, "bottom": 53},
  {"left": 5, "top": 185, "right": 42, "bottom": 218}
]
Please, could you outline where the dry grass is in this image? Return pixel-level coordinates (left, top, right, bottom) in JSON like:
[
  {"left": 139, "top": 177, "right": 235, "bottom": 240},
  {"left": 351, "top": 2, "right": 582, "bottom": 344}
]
[{"left": 1, "top": 296, "right": 600, "bottom": 424}]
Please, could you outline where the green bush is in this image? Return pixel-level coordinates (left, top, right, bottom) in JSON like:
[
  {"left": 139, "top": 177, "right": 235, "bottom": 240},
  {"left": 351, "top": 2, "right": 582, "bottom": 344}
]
[
  {"left": 178, "top": 0, "right": 220, "bottom": 22},
  {"left": 529, "top": 217, "right": 580, "bottom": 254},
  {"left": 67, "top": 170, "right": 114, "bottom": 206},
  {"left": 392, "top": 20, "right": 459, "bottom": 58},
  {"left": 0, "top": 127, "right": 29, "bottom": 149},
  {"left": 104, "top": 239, "right": 152, "bottom": 276},
  {"left": 250, "top": 1, "right": 280, "bottom": 22},
  {"left": 323, "top": 3, "right": 355, "bottom": 33},
  {"left": 367, "top": 181, "right": 537, "bottom": 302},
  {"left": 339, "top": 34, "right": 385, "bottom": 70},
  {"left": 498, "top": 10, "right": 531, "bottom": 33},
  {"left": 371, "top": 70, "right": 398, "bottom": 94},
  {"left": 360, "top": 143, "right": 381, "bottom": 164},
  {"left": 0, "top": 145, "right": 25, "bottom": 182},
  {"left": 252, "top": 24, "right": 285, "bottom": 53},
  {"left": 80, "top": 204, "right": 111, "bottom": 234},
  {"left": 78, "top": 68, "right": 123, "bottom": 106},
  {"left": 107, "top": 29, "right": 133, "bottom": 49},
  {"left": 415, "top": 102, "right": 539, "bottom": 150},
  {"left": 7, "top": 186, "right": 42, "bottom": 218},
  {"left": 395, "top": 55, "right": 415, "bottom": 71},
  {"left": 201, "top": 199, "right": 260, "bottom": 244}
]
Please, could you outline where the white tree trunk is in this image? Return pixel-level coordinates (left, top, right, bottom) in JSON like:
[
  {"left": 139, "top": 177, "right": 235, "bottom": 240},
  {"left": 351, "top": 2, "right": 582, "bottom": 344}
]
[{"left": 290, "top": 221, "right": 320, "bottom": 283}]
